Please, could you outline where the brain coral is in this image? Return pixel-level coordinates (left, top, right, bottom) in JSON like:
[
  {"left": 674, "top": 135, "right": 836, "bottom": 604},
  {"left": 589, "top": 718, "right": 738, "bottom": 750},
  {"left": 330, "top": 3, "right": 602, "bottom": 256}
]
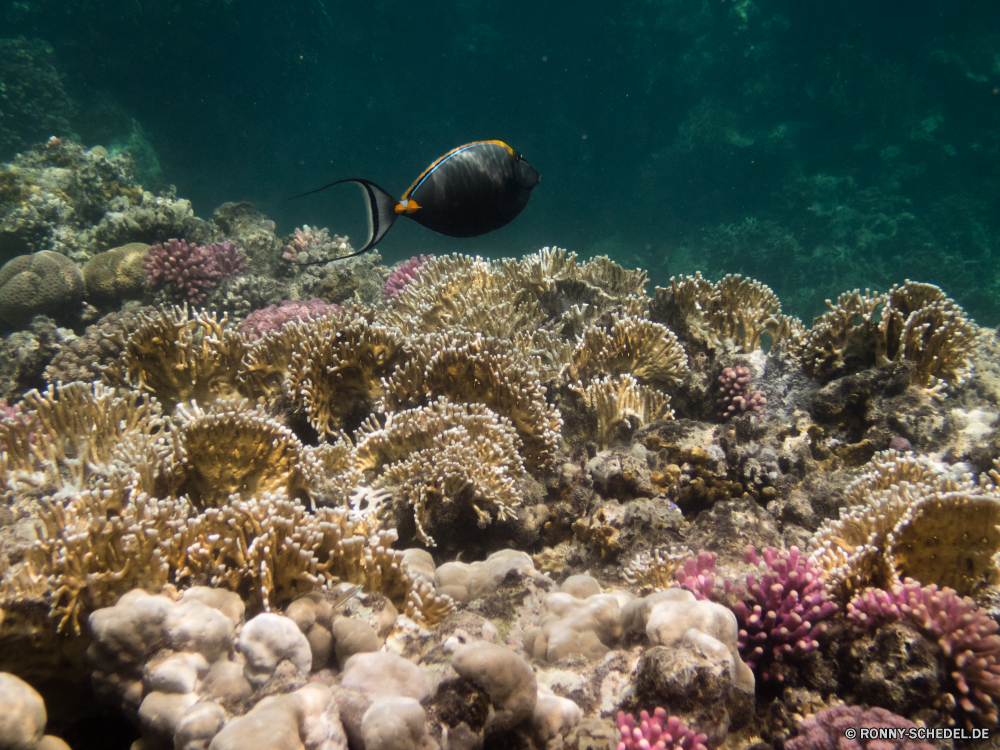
[
  {"left": 0, "top": 250, "right": 85, "bottom": 326},
  {"left": 82, "top": 242, "right": 149, "bottom": 304}
]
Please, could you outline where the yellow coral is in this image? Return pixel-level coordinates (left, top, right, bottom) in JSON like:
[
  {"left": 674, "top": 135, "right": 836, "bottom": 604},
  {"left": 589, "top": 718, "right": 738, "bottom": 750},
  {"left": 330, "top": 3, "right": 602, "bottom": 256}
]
[
  {"left": 792, "top": 290, "right": 886, "bottom": 378},
  {"left": 622, "top": 547, "right": 692, "bottom": 589},
  {"left": 355, "top": 397, "right": 526, "bottom": 546},
  {"left": 570, "top": 315, "right": 689, "bottom": 391},
  {"left": 570, "top": 374, "right": 673, "bottom": 450},
  {"left": 104, "top": 305, "right": 248, "bottom": 412},
  {"left": 380, "top": 331, "right": 562, "bottom": 472}
]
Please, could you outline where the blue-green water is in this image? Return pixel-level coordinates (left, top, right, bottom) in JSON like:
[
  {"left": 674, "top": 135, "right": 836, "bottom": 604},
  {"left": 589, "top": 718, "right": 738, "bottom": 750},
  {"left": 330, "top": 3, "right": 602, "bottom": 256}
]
[{"left": 3, "top": 0, "right": 1000, "bottom": 324}]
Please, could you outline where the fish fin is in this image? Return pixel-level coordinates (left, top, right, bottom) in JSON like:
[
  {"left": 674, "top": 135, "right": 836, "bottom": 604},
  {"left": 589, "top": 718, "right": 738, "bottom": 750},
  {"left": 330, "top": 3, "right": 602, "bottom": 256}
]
[{"left": 286, "top": 178, "right": 398, "bottom": 264}]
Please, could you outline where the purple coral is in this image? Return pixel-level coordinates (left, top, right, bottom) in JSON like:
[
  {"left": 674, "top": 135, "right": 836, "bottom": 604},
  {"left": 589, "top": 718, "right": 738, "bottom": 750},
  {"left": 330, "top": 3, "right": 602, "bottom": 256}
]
[
  {"left": 143, "top": 239, "right": 247, "bottom": 304},
  {"left": 848, "top": 580, "right": 1000, "bottom": 727},
  {"left": 237, "top": 298, "right": 343, "bottom": 340},
  {"left": 617, "top": 708, "right": 707, "bottom": 750},
  {"left": 717, "top": 366, "right": 766, "bottom": 420},
  {"left": 786, "top": 705, "right": 935, "bottom": 750},
  {"left": 383, "top": 254, "right": 434, "bottom": 302},
  {"left": 731, "top": 545, "right": 838, "bottom": 681}
]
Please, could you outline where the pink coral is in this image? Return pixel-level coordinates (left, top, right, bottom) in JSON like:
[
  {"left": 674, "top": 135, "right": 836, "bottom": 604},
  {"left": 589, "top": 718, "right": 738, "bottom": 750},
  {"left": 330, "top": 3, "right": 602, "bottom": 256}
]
[
  {"left": 786, "top": 705, "right": 934, "bottom": 750},
  {"left": 717, "top": 366, "right": 766, "bottom": 420},
  {"left": 848, "top": 580, "right": 1000, "bottom": 727},
  {"left": 383, "top": 254, "right": 434, "bottom": 302},
  {"left": 617, "top": 708, "right": 707, "bottom": 750},
  {"left": 731, "top": 545, "right": 838, "bottom": 681},
  {"left": 237, "top": 299, "right": 343, "bottom": 340},
  {"left": 673, "top": 550, "right": 719, "bottom": 601},
  {"left": 143, "top": 239, "right": 247, "bottom": 304}
]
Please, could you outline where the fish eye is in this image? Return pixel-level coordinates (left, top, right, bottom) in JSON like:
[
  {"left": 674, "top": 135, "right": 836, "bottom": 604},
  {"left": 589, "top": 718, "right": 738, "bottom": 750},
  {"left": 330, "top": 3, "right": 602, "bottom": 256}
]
[{"left": 513, "top": 151, "right": 523, "bottom": 161}]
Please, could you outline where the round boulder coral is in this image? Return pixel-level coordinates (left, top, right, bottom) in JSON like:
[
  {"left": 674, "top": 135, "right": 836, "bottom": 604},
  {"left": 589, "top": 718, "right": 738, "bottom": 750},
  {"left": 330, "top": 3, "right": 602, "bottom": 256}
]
[
  {"left": 0, "top": 250, "right": 84, "bottom": 326},
  {"left": 82, "top": 242, "right": 149, "bottom": 304}
]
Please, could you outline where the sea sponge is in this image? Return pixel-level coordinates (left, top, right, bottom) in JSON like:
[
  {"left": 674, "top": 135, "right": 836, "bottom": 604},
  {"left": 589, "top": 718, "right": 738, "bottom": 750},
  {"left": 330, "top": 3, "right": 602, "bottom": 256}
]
[
  {"left": 380, "top": 330, "right": 562, "bottom": 472},
  {"left": 104, "top": 305, "right": 249, "bottom": 413},
  {"left": 0, "top": 250, "right": 85, "bottom": 326},
  {"left": 82, "top": 242, "right": 148, "bottom": 304},
  {"left": 355, "top": 397, "right": 525, "bottom": 546},
  {"left": 164, "top": 399, "right": 317, "bottom": 509}
]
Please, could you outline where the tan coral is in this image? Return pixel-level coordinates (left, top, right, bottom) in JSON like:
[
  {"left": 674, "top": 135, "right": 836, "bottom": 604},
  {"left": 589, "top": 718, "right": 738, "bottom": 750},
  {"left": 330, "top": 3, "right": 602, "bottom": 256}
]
[
  {"left": 285, "top": 312, "right": 406, "bottom": 436},
  {"left": 82, "top": 242, "right": 149, "bottom": 304},
  {"left": 355, "top": 397, "right": 526, "bottom": 546},
  {"left": 570, "top": 374, "right": 673, "bottom": 450},
  {"left": 0, "top": 381, "right": 166, "bottom": 496},
  {"left": 622, "top": 547, "right": 692, "bottom": 590},
  {"left": 810, "top": 457, "right": 1000, "bottom": 600},
  {"left": 569, "top": 315, "right": 689, "bottom": 391},
  {"left": 842, "top": 449, "right": 943, "bottom": 506},
  {"left": 104, "top": 305, "right": 249, "bottom": 412},
  {"left": 380, "top": 331, "right": 562, "bottom": 472},
  {"left": 792, "top": 289, "right": 887, "bottom": 379},
  {"left": 164, "top": 399, "right": 318, "bottom": 509},
  {"left": 657, "top": 272, "right": 802, "bottom": 352}
]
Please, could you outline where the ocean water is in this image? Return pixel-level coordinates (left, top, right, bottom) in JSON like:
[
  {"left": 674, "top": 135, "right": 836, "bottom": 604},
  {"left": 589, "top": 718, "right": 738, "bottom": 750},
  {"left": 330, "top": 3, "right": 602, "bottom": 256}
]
[{"left": 2, "top": 0, "right": 999, "bottom": 323}]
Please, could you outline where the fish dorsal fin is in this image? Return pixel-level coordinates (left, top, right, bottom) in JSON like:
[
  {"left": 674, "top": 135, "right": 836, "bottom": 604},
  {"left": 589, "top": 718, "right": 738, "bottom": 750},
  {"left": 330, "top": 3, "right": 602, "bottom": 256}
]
[{"left": 288, "top": 178, "right": 399, "bottom": 262}]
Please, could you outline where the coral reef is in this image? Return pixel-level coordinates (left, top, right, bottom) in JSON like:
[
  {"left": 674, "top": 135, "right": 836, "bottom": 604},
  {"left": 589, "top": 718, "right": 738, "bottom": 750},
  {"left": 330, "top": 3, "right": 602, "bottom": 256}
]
[
  {"left": 81, "top": 242, "right": 148, "bottom": 306},
  {"left": 383, "top": 254, "right": 434, "bottom": 301},
  {"left": 0, "top": 250, "right": 84, "bottom": 326},
  {"left": 617, "top": 708, "right": 708, "bottom": 750},
  {"left": 143, "top": 239, "right": 247, "bottom": 304},
  {"left": 717, "top": 365, "right": 766, "bottom": 420}
]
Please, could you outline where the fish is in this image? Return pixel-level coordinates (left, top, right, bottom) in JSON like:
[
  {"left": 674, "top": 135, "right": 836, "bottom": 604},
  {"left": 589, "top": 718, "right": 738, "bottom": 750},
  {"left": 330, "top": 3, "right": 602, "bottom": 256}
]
[{"left": 291, "top": 140, "right": 540, "bottom": 263}]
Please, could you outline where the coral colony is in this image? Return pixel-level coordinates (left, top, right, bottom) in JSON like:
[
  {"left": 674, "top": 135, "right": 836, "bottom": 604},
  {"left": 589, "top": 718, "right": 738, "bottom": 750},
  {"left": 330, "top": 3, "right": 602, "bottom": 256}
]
[{"left": 0, "top": 142, "right": 999, "bottom": 750}]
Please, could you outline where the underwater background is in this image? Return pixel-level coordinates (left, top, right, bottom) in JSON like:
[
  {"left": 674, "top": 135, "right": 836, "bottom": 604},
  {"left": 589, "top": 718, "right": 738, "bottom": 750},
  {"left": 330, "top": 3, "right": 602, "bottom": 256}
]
[{"left": 3, "top": 0, "right": 999, "bottom": 325}]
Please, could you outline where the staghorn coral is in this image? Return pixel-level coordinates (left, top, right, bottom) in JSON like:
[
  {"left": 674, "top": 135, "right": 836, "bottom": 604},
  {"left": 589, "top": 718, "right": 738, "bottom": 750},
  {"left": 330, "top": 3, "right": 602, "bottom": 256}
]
[
  {"left": 380, "top": 330, "right": 562, "bottom": 472},
  {"left": 732, "top": 546, "right": 838, "bottom": 682},
  {"left": 654, "top": 272, "right": 802, "bottom": 353},
  {"left": 163, "top": 399, "right": 318, "bottom": 509},
  {"left": 570, "top": 315, "right": 689, "bottom": 392},
  {"left": 809, "top": 455, "right": 1000, "bottom": 600},
  {"left": 793, "top": 280, "right": 980, "bottom": 393},
  {"left": 285, "top": 311, "right": 405, "bottom": 436},
  {"left": 0, "top": 380, "right": 165, "bottom": 497},
  {"left": 355, "top": 397, "right": 525, "bottom": 546},
  {"left": 848, "top": 580, "right": 1000, "bottom": 728},
  {"left": 104, "top": 305, "right": 249, "bottom": 413},
  {"left": 571, "top": 374, "right": 673, "bottom": 450}
]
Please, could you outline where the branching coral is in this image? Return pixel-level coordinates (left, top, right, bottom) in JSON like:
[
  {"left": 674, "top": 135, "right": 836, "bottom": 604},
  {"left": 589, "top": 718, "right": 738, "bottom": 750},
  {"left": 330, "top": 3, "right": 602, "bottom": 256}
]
[
  {"left": 355, "top": 397, "right": 525, "bottom": 546},
  {"left": 380, "top": 331, "right": 561, "bottom": 472},
  {"left": 0, "top": 381, "right": 165, "bottom": 497},
  {"left": 163, "top": 399, "right": 318, "bottom": 509},
  {"left": 570, "top": 315, "right": 690, "bottom": 392},
  {"left": 809, "top": 453, "right": 1000, "bottom": 600},
  {"left": 143, "top": 240, "right": 247, "bottom": 303},
  {"left": 848, "top": 580, "right": 1000, "bottom": 728},
  {"left": 793, "top": 280, "right": 980, "bottom": 393},
  {"left": 787, "top": 705, "right": 935, "bottom": 750},
  {"left": 383, "top": 254, "right": 434, "bottom": 302},
  {"left": 655, "top": 272, "right": 802, "bottom": 352},
  {"left": 571, "top": 374, "right": 673, "bottom": 450},
  {"left": 732, "top": 546, "right": 838, "bottom": 682},
  {"left": 236, "top": 298, "right": 342, "bottom": 340},
  {"left": 285, "top": 312, "right": 406, "bottom": 436},
  {"left": 717, "top": 366, "right": 766, "bottom": 420},
  {"left": 104, "top": 305, "right": 249, "bottom": 413}
]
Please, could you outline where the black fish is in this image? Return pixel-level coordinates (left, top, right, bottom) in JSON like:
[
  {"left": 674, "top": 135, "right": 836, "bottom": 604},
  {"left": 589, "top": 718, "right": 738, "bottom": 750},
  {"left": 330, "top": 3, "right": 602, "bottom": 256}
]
[{"left": 292, "top": 140, "right": 540, "bottom": 262}]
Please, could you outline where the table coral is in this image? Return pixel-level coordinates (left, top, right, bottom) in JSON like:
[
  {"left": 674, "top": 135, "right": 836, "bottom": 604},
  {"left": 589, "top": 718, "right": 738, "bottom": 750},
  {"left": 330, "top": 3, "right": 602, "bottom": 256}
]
[{"left": 355, "top": 397, "right": 525, "bottom": 546}]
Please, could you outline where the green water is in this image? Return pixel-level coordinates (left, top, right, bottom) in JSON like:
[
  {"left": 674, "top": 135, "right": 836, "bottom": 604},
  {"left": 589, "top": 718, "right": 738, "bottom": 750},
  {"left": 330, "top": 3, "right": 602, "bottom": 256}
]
[{"left": 2, "top": 0, "right": 999, "bottom": 325}]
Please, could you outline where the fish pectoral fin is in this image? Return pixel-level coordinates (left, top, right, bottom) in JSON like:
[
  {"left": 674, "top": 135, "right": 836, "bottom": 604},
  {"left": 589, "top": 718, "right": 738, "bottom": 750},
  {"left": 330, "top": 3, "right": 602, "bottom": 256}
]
[{"left": 334, "top": 178, "right": 399, "bottom": 253}]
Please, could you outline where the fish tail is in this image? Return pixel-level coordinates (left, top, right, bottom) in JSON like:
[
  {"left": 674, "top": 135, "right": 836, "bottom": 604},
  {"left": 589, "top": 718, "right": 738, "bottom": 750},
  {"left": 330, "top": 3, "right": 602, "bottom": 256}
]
[{"left": 288, "top": 178, "right": 398, "bottom": 262}]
